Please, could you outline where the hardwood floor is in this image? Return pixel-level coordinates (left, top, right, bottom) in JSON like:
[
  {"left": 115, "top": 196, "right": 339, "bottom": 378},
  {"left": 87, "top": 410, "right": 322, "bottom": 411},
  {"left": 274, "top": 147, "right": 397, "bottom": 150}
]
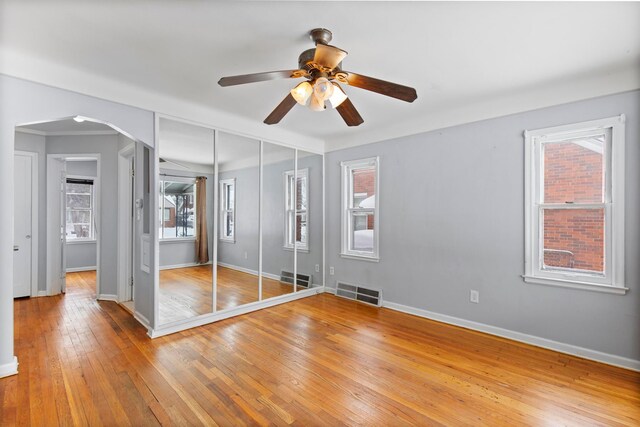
[
  {"left": 159, "top": 265, "right": 295, "bottom": 324},
  {"left": 1, "top": 272, "right": 639, "bottom": 426}
]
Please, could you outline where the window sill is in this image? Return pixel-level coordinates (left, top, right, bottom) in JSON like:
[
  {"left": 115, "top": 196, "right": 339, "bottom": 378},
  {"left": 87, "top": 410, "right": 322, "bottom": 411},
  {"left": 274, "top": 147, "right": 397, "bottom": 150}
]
[
  {"left": 283, "top": 246, "right": 309, "bottom": 253},
  {"left": 160, "top": 238, "right": 196, "bottom": 244},
  {"left": 66, "top": 239, "right": 96, "bottom": 245},
  {"left": 522, "top": 275, "right": 628, "bottom": 295},
  {"left": 340, "top": 253, "right": 380, "bottom": 263},
  {"left": 220, "top": 239, "right": 236, "bottom": 244}
]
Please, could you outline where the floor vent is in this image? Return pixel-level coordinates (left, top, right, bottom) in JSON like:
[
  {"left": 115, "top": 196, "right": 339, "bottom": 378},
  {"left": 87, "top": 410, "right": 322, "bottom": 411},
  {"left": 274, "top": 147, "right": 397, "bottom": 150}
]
[
  {"left": 280, "top": 270, "right": 312, "bottom": 288},
  {"left": 335, "top": 282, "right": 382, "bottom": 307}
]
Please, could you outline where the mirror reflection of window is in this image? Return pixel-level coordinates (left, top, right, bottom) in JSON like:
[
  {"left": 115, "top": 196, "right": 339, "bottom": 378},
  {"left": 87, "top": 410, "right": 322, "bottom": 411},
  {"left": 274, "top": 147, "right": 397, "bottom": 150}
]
[
  {"left": 219, "top": 178, "right": 236, "bottom": 242},
  {"left": 158, "top": 179, "right": 196, "bottom": 239},
  {"left": 284, "top": 169, "right": 308, "bottom": 250}
]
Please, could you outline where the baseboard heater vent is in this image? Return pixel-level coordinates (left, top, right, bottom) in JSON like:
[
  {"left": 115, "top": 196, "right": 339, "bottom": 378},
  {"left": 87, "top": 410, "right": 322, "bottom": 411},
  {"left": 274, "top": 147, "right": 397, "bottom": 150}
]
[
  {"left": 335, "top": 282, "right": 382, "bottom": 307},
  {"left": 280, "top": 270, "right": 312, "bottom": 288}
]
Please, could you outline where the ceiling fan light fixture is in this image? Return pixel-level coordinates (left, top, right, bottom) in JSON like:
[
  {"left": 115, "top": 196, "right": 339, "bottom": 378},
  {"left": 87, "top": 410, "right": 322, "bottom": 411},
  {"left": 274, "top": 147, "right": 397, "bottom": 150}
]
[
  {"left": 327, "top": 82, "right": 348, "bottom": 108},
  {"left": 291, "top": 81, "right": 313, "bottom": 105},
  {"left": 313, "top": 77, "right": 334, "bottom": 101},
  {"left": 308, "top": 93, "right": 325, "bottom": 111}
]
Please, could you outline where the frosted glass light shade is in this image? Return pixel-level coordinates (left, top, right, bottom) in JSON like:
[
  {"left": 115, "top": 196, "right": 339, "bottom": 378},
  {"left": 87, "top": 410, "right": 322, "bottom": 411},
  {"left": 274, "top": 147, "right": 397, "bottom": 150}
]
[
  {"left": 308, "top": 93, "right": 325, "bottom": 111},
  {"left": 290, "top": 81, "right": 313, "bottom": 105},
  {"left": 327, "top": 83, "right": 348, "bottom": 108},
  {"left": 313, "top": 77, "right": 334, "bottom": 101}
]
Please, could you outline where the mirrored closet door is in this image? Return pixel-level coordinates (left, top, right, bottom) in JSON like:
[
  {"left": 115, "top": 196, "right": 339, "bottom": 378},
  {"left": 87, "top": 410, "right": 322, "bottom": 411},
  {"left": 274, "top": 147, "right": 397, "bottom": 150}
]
[
  {"left": 157, "top": 117, "right": 215, "bottom": 325},
  {"left": 216, "top": 132, "right": 260, "bottom": 310},
  {"left": 261, "top": 142, "right": 296, "bottom": 299},
  {"left": 295, "top": 151, "right": 323, "bottom": 291}
]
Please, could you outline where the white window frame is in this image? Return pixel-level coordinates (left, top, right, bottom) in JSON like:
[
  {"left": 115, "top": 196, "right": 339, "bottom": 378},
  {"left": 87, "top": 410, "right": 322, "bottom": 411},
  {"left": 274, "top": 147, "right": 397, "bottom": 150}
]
[
  {"left": 523, "top": 115, "right": 627, "bottom": 294},
  {"left": 284, "top": 168, "right": 309, "bottom": 251},
  {"left": 219, "top": 178, "right": 236, "bottom": 243},
  {"left": 159, "top": 176, "right": 197, "bottom": 242},
  {"left": 340, "top": 157, "right": 380, "bottom": 261},
  {"left": 65, "top": 175, "right": 96, "bottom": 242}
]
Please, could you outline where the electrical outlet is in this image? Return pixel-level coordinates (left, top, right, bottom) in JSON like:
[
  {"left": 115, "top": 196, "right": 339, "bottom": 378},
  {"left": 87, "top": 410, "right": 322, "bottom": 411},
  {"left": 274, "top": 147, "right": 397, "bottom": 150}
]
[
  {"left": 329, "top": 266, "right": 335, "bottom": 275},
  {"left": 315, "top": 264, "right": 320, "bottom": 272},
  {"left": 470, "top": 290, "right": 479, "bottom": 304},
  {"left": 244, "top": 251, "right": 248, "bottom": 259}
]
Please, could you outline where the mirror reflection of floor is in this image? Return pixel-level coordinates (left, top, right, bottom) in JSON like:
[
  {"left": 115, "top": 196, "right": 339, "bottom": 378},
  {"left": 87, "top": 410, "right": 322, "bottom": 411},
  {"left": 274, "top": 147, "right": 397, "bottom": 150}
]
[{"left": 159, "top": 265, "right": 294, "bottom": 325}]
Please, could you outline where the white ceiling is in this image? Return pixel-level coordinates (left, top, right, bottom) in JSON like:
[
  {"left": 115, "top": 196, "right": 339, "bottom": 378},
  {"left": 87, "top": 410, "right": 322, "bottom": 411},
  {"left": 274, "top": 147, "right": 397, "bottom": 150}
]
[{"left": 2, "top": 1, "right": 639, "bottom": 152}]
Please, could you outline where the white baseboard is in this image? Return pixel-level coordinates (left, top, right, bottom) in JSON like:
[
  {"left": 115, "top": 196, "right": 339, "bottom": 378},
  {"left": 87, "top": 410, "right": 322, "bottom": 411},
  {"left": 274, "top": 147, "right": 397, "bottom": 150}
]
[
  {"left": 66, "top": 266, "right": 97, "bottom": 273},
  {"left": 149, "top": 286, "right": 321, "bottom": 338},
  {"left": 160, "top": 261, "right": 212, "bottom": 271},
  {"left": 321, "top": 287, "right": 639, "bottom": 371},
  {"left": 37, "top": 290, "right": 48, "bottom": 297},
  {"left": 97, "top": 294, "right": 118, "bottom": 302},
  {"left": 135, "top": 311, "right": 151, "bottom": 329},
  {"left": 382, "top": 300, "right": 640, "bottom": 372},
  {"left": 0, "top": 356, "right": 19, "bottom": 378},
  {"left": 217, "top": 262, "right": 281, "bottom": 282}
]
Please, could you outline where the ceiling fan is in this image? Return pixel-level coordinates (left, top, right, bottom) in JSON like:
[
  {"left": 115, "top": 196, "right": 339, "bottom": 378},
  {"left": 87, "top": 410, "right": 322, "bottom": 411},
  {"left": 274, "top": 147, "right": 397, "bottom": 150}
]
[{"left": 218, "top": 28, "right": 417, "bottom": 127}]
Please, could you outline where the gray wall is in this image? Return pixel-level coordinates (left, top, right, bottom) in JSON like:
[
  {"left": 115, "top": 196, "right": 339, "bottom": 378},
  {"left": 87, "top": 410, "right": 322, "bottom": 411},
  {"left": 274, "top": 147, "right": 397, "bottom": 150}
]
[
  {"left": 159, "top": 167, "right": 214, "bottom": 268},
  {"left": 326, "top": 90, "right": 640, "bottom": 361}
]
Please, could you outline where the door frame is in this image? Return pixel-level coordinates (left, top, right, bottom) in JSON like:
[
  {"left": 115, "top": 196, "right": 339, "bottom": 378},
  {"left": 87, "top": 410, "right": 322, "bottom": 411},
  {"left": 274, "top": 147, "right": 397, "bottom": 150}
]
[
  {"left": 46, "top": 153, "right": 101, "bottom": 296},
  {"left": 117, "top": 144, "right": 135, "bottom": 304},
  {"left": 14, "top": 150, "right": 39, "bottom": 298}
]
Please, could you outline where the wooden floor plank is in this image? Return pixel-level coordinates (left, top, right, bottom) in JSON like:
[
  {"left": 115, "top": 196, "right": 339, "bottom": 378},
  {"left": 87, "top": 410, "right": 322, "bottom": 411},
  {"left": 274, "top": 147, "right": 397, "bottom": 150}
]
[{"left": 0, "top": 271, "right": 638, "bottom": 426}]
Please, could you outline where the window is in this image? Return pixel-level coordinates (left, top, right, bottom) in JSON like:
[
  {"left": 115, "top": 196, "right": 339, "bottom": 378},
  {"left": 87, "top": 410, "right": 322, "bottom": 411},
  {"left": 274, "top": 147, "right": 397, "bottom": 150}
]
[
  {"left": 524, "top": 115, "right": 626, "bottom": 293},
  {"left": 219, "top": 178, "right": 235, "bottom": 242},
  {"left": 66, "top": 177, "right": 95, "bottom": 241},
  {"left": 159, "top": 179, "right": 196, "bottom": 239},
  {"left": 284, "top": 169, "right": 309, "bottom": 251},
  {"left": 341, "top": 157, "right": 379, "bottom": 260}
]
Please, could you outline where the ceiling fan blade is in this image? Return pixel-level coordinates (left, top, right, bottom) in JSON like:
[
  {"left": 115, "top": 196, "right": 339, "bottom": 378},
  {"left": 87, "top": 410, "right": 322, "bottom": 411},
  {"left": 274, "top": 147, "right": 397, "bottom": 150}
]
[
  {"left": 218, "top": 70, "right": 302, "bottom": 87},
  {"left": 343, "top": 72, "right": 417, "bottom": 103},
  {"left": 264, "top": 93, "right": 297, "bottom": 125},
  {"left": 314, "top": 44, "right": 348, "bottom": 70},
  {"left": 336, "top": 98, "right": 364, "bottom": 127}
]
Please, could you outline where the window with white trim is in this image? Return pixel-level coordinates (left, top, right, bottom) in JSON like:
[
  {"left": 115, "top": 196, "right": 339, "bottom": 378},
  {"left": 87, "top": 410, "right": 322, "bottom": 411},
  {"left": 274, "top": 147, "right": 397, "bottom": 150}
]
[
  {"left": 220, "top": 178, "right": 235, "bottom": 242},
  {"left": 284, "top": 169, "right": 309, "bottom": 250},
  {"left": 524, "top": 115, "right": 626, "bottom": 293},
  {"left": 341, "top": 157, "right": 379, "bottom": 260},
  {"left": 158, "top": 178, "right": 196, "bottom": 240},
  {"left": 65, "top": 177, "right": 95, "bottom": 241}
]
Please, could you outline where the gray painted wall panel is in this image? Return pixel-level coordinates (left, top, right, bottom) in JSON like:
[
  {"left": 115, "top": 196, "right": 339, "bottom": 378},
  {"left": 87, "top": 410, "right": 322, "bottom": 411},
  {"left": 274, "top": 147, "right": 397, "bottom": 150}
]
[{"left": 326, "top": 90, "right": 640, "bottom": 361}]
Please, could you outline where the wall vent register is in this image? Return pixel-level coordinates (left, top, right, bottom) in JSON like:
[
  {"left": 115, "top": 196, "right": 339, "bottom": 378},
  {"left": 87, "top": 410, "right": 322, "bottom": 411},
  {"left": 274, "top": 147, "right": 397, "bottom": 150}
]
[{"left": 336, "top": 281, "right": 382, "bottom": 306}]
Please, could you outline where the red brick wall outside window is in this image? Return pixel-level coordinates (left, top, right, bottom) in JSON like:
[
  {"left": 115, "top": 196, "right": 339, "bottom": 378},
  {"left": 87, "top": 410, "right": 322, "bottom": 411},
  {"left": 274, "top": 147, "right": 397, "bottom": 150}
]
[
  {"left": 543, "top": 141, "right": 604, "bottom": 272},
  {"left": 353, "top": 169, "right": 375, "bottom": 229}
]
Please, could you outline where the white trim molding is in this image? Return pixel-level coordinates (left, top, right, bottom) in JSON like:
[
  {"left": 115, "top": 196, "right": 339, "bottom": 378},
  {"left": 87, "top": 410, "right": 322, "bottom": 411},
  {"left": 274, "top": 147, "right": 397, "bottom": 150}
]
[
  {"left": 66, "top": 266, "right": 97, "bottom": 273},
  {"left": 149, "top": 286, "right": 320, "bottom": 338},
  {"left": 0, "top": 356, "right": 19, "bottom": 378},
  {"left": 381, "top": 299, "right": 639, "bottom": 371},
  {"left": 160, "top": 262, "right": 212, "bottom": 271},
  {"left": 97, "top": 294, "right": 118, "bottom": 302},
  {"left": 523, "top": 115, "right": 626, "bottom": 293},
  {"left": 217, "top": 262, "right": 281, "bottom": 282}
]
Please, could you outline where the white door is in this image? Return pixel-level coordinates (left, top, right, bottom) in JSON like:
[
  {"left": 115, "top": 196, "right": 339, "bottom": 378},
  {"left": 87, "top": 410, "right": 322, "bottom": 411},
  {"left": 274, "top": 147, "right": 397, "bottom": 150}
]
[
  {"left": 13, "top": 154, "right": 33, "bottom": 298},
  {"left": 47, "top": 157, "right": 67, "bottom": 295}
]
